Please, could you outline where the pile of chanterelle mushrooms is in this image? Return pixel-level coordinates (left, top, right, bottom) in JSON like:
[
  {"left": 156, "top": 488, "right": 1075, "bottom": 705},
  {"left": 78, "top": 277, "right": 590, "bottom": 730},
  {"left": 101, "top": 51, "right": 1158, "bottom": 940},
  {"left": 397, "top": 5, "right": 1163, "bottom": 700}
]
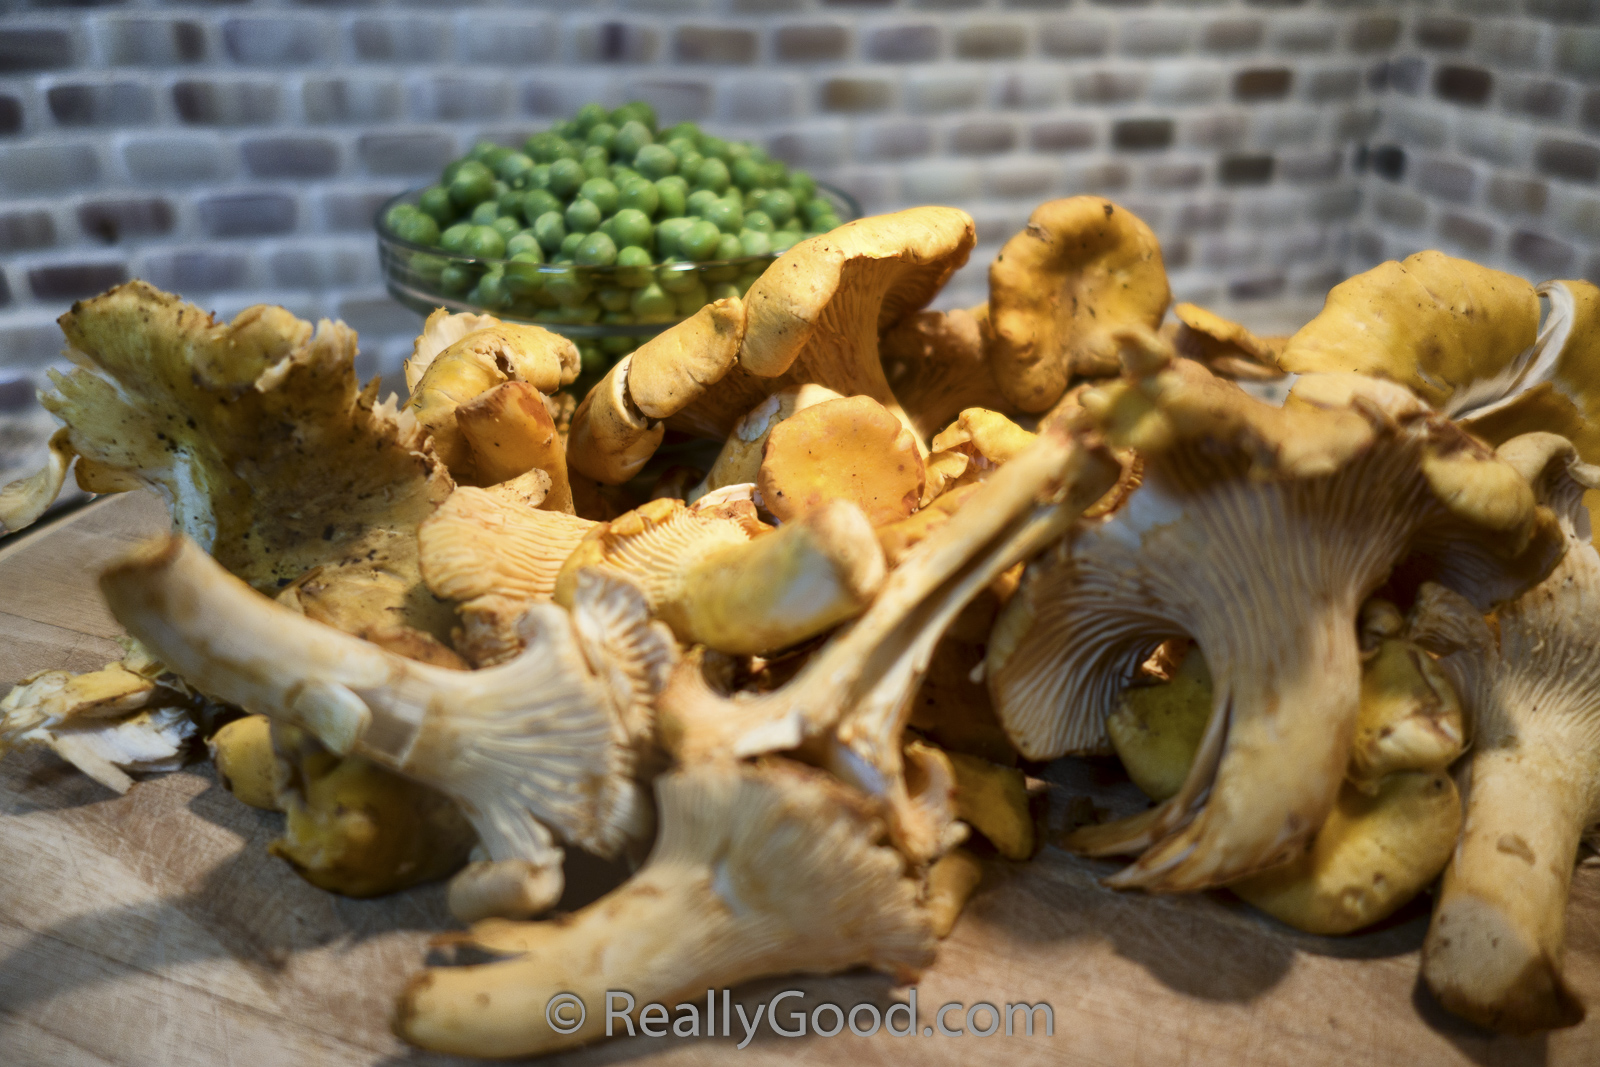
[{"left": 3, "top": 195, "right": 1600, "bottom": 1052}]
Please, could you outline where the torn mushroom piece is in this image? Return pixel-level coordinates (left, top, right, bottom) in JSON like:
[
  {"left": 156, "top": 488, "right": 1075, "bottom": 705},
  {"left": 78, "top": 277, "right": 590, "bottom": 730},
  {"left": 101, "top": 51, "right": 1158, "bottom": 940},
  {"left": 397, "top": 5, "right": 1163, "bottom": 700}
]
[
  {"left": 757, "top": 395, "right": 925, "bottom": 526},
  {"left": 987, "top": 196, "right": 1171, "bottom": 412},
  {"left": 1417, "top": 434, "right": 1600, "bottom": 1034},
  {"left": 687, "top": 384, "right": 843, "bottom": 502},
  {"left": 554, "top": 495, "right": 885, "bottom": 657},
  {"left": 418, "top": 479, "right": 598, "bottom": 666},
  {"left": 209, "top": 713, "right": 278, "bottom": 810},
  {"left": 13, "top": 281, "right": 458, "bottom": 650},
  {"left": 880, "top": 304, "right": 1013, "bottom": 440},
  {"left": 0, "top": 660, "right": 192, "bottom": 794},
  {"left": 101, "top": 536, "right": 673, "bottom": 871},
  {"left": 1169, "top": 302, "right": 1288, "bottom": 381},
  {"left": 396, "top": 760, "right": 935, "bottom": 1059},
  {"left": 660, "top": 421, "right": 1119, "bottom": 863},
  {"left": 0, "top": 428, "right": 74, "bottom": 536},
  {"left": 921, "top": 408, "right": 1038, "bottom": 503},
  {"left": 403, "top": 319, "right": 579, "bottom": 496},
  {"left": 988, "top": 352, "right": 1562, "bottom": 892}
]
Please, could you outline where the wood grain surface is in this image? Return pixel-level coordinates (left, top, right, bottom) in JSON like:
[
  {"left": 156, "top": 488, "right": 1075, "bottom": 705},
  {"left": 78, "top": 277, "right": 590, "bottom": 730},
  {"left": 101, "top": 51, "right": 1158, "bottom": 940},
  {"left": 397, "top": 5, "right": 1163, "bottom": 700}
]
[{"left": 1, "top": 491, "right": 1598, "bottom": 1067}]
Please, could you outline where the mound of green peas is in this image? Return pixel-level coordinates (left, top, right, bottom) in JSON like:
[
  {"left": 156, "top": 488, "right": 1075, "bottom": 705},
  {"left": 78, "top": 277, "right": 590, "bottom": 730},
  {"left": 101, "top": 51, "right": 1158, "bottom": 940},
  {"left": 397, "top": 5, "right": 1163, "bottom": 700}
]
[{"left": 383, "top": 100, "right": 847, "bottom": 375}]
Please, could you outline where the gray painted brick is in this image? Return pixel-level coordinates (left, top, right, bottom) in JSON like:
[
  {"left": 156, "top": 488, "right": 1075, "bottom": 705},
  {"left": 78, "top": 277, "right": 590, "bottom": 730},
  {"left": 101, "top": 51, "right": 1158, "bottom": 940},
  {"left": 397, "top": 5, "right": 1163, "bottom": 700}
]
[
  {"left": 1278, "top": 149, "right": 1343, "bottom": 183},
  {"left": 358, "top": 131, "right": 455, "bottom": 177},
  {"left": 1041, "top": 19, "right": 1112, "bottom": 58},
  {"left": 1479, "top": 22, "right": 1544, "bottom": 71},
  {"left": 1029, "top": 118, "right": 1096, "bottom": 152},
  {"left": 0, "top": 29, "right": 76, "bottom": 74},
  {"left": 460, "top": 17, "right": 559, "bottom": 65},
  {"left": 1183, "top": 112, "right": 1249, "bottom": 151},
  {"left": 1176, "top": 200, "right": 1232, "bottom": 232},
  {"left": 1145, "top": 160, "right": 1205, "bottom": 190},
  {"left": 717, "top": 76, "right": 802, "bottom": 123},
  {"left": 768, "top": 124, "right": 850, "bottom": 168},
  {"left": 0, "top": 144, "right": 98, "bottom": 195},
  {"left": 1203, "top": 19, "right": 1263, "bottom": 53},
  {"left": 1511, "top": 230, "right": 1576, "bottom": 274},
  {"left": 1386, "top": 57, "right": 1427, "bottom": 97},
  {"left": 1415, "top": 16, "right": 1472, "bottom": 51},
  {"left": 1557, "top": 29, "right": 1600, "bottom": 81},
  {"left": 304, "top": 78, "right": 404, "bottom": 126},
  {"left": 1306, "top": 68, "right": 1361, "bottom": 103},
  {"left": 200, "top": 192, "right": 298, "bottom": 238},
  {"left": 28, "top": 262, "right": 128, "bottom": 302},
  {"left": 773, "top": 25, "right": 852, "bottom": 62},
  {"left": 675, "top": 26, "right": 758, "bottom": 64},
  {"left": 984, "top": 159, "right": 1058, "bottom": 198},
  {"left": 1374, "top": 187, "right": 1428, "bottom": 228},
  {"left": 139, "top": 249, "right": 252, "bottom": 295},
  {"left": 173, "top": 80, "right": 281, "bottom": 126},
  {"left": 992, "top": 70, "right": 1067, "bottom": 110},
  {"left": 821, "top": 77, "right": 893, "bottom": 112},
  {"left": 569, "top": 22, "right": 661, "bottom": 64},
  {"left": 322, "top": 188, "right": 404, "bottom": 232},
  {"left": 1273, "top": 18, "right": 1339, "bottom": 53},
  {"left": 1415, "top": 157, "right": 1476, "bottom": 202},
  {"left": 77, "top": 198, "right": 175, "bottom": 244},
  {"left": 621, "top": 78, "right": 713, "bottom": 123},
  {"left": 0, "top": 211, "right": 56, "bottom": 253},
  {"left": 123, "top": 136, "right": 227, "bottom": 185},
  {"left": 0, "top": 97, "right": 21, "bottom": 138},
  {"left": 1149, "top": 69, "right": 1226, "bottom": 106},
  {"left": 856, "top": 120, "right": 934, "bottom": 161},
  {"left": 949, "top": 120, "right": 1018, "bottom": 155},
  {"left": 222, "top": 17, "right": 331, "bottom": 66},
  {"left": 1348, "top": 17, "right": 1401, "bottom": 53},
  {"left": 902, "top": 161, "right": 981, "bottom": 202},
  {"left": 904, "top": 73, "right": 983, "bottom": 113},
  {"left": 350, "top": 17, "right": 451, "bottom": 63},
  {"left": 271, "top": 246, "right": 376, "bottom": 290},
  {"left": 99, "top": 18, "right": 207, "bottom": 66},
  {"left": 1457, "top": 114, "right": 1536, "bottom": 167},
  {"left": 866, "top": 24, "right": 941, "bottom": 62},
  {"left": 47, "top": 83, "right": 156, "bottom": 128},
  {"left": 1487, "top": 175, "right": 1548, "bottom": 215},
  {"left": 1120, "top": 19, "right": 1191, "bottom": 57},
  {"left": 337, "top": 294, "right": 422, "bottom": 339},
  {"left": 1502, "top": 78, "right": 1570, "bottom": 121},
  {"left": 956, "top": 24, "right": 1028, "bottom": 60},
  {"left": 242, "top": 136, "right": 342, "bottom": 180},
  {"left": 412, "top": 76, "right": 511, "bottom": 122},
  {"left": 0, "top": 323, "right": 70, "bottom": 371},
  {"left": 1073, "top": 70, "right": 1145, "bottom": 105}
]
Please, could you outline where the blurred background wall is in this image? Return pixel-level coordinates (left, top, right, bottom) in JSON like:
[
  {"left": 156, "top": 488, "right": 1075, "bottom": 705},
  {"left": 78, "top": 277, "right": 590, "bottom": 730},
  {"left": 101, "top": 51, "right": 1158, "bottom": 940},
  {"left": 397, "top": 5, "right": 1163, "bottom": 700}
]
[{"left": 0, "top": 0, "right": 1595, "bottom": 397}]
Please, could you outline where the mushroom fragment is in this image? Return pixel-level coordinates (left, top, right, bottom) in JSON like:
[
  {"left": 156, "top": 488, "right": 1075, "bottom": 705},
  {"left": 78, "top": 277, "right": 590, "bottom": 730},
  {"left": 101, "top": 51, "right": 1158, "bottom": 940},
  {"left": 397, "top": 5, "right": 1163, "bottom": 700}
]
[
  {"left": 757, "top": 395, "right": 925, "bottom": 526},
  {"left": 1418, "top": 434, "right": 1600, "bottom": 1034},
  {"left": 991, "top": 352, "right": 1562, "bottom": 891},
  {"left": 5, "top": 282, "right": 459, "bottom": 647},
  {"left": 0, "top": 428, "right": 73, "bottom": 535},
  {"left": 454, "top": 382, "right": 575, "bottom": 511},
  {"left": 880, "top": 304, "right": 1012, "bottom": 439},
  {"left": 921, "top": 408, "right": 1038, "bottom": 503},
  {"left": 987, "top": 196, "right": 1171, "bottom": 412},
  {"left": 689, "top": 384, "right": 844, "bottom": 502},
  {"left": 101, "top": 536, "right": 671, "bottom": 869},
  {"left": 209, "top": 713, "right": 279, "bottom": 810},
  {"left": 556, "top": 495, "right": 886, "bottom": 656},
  {"left": 396, "top": 760, "right": 935, "bottom": 1059},
  {"left": 1169, "top": 302, "right": 1287, "bottom": 381}
]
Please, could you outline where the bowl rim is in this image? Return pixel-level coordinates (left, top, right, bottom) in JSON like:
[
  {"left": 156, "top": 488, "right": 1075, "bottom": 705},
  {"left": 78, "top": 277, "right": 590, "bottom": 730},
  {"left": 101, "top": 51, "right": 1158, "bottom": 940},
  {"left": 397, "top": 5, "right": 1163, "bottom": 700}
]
[{"left": 373, "top": 181, "right": 862, "bottom": 274}]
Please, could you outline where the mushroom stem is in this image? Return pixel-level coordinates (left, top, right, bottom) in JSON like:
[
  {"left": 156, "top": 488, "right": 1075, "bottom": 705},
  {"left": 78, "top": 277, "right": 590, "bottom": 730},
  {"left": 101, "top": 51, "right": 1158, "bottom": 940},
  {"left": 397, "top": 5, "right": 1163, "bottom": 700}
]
[
  {"left": 1423, "top": 740, "right": 1592, "bottom": 1032},
  {"left": 397, "top": 762, "right": 933, "bottom": 1058}
]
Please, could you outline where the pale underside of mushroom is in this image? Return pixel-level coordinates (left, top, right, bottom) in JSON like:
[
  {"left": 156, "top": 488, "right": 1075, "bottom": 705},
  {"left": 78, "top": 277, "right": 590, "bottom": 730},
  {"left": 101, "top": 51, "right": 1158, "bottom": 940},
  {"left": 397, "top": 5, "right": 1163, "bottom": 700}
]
[
  {"left": 396, "top": 759, "right": 935, "bottom": 1059},
  {"left": 100, "top": 535, "right": 670, "bottom": 868},
  {"left": 1416, "top": 434, "right": 1600, "bottom": 1034},
  {"left": 987, "top": 357, "right": 1563, "bottom": 892}
]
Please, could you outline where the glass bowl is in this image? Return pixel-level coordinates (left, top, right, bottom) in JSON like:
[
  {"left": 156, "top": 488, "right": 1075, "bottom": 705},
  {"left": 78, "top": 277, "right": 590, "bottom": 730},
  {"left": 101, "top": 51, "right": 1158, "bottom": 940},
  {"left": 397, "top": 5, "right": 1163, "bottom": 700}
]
[{"left": 376, "top": 183, "right": 860, "bottom": 359}]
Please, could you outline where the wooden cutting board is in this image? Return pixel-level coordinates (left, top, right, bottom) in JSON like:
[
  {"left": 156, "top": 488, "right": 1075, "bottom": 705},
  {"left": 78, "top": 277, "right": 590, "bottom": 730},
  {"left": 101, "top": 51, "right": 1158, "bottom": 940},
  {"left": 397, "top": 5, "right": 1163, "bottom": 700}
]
[{"left": 2, "top": 491, "right": 1597, "bottom": 1067}]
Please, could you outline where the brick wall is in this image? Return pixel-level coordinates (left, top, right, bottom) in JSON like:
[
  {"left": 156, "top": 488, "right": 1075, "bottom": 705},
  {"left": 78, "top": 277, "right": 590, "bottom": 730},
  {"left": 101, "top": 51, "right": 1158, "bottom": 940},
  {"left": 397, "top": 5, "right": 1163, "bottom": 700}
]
[{"left": 0, "top": 0, "right": 1595, "bottom": 399}]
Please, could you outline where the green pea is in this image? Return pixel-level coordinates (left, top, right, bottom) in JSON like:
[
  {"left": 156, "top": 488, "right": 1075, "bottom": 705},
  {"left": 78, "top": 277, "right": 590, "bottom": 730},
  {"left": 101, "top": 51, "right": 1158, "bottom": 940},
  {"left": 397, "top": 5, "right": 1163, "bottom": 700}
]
[
  {"left": 674, "top": 282, "right": 710, "bottom": 316},
  {"left": 442, "top": 159, "right": 464, "bottom": 185},
  {"left": 742, "top": 209, "right": 774, "bottom": 234},
  {"left": 770, "top": 230, "right": 802, "bottom": 254},
  {"left": 469, "top": 200, "right": 499, "bottom": 226},
  {"left": 618, "top": 178, "right": 660, "bottom": 217},
  {"left": 469, "top": 139, "right": 504, "bottom": 163},
  {"left": 565, "top": 197, "right": 602, "bottom": 233},
  {"left": 552, "top": 120, "right": 579, "bottom": 138},
  {"left": 726, "top": 141, "right": 751, "bottom": 162},
  {"left": 439, "top": 262, "right": 477, "bottom": 295},
  {"left": 700, "top": 136, "right": 730, "bottom": 161},
  {"left": 634, "top": 144, "right": 677, "bottom": 180},
  {"left": 524, "top": 164, "right": 551, "bottom": 191},
  {"left": 803, "top": 198, "right": 834, "bottom": 225},
  {"left": 575, "top": 231, "right": 618, "bottom": 267},
  {"left": 410, "top": 253, "right": 447, "bottom": 281},
  {"left": 739, "top": 229, "right": 772, "bottom": 256},
  {"left": 470, "top": 268, "right": 508, "bottom": 309},
  {"left": 709, "top": 281, "right": 741, "bottom": 302},
  {"left": 574, "top": 102, "right": 608, "bottom": 134},
  {"left": 533, "top": 211, "right": 566, "bottom": 253},
  {"left": 543, "top": 265, "right": 591, "bottom": 306},
  {"left": 615, "top": 100, "right": 657, "bottom": 132},
  {"left": 656, "top": 217, "right": 693, "bottom": 258},
  {"left": 679, "top": 219, "right": 722, "bottom": 261},
  {"left": 463, "top": 225, "right": 506, "bottom": 260},
  {"left": 663, "top": 121, "right": 700, "bottom": 143},
  {"left": 578, "top": 178, "right": 619, "bottom": 216},
  {"left": 610, "top": 208, "right": 654, "bottom": 250},
  {"left": 491, "top": 179, "right": 510, "bottom": 200},
  {"left": 632, "top": 283, "right": 677, "bottom": 322},
  {"left": 656, "top": 178, "right": 688, "bottom": 218},
  {"left": 713, "top": 233, "right": 743, "bottom": 261},
  {"left": 609, "top": 165, "right": 640, "bottom": 186},
  {"left": 581, "top": 146, "right": 610, "bottom": 179},
  {"left": 702, "top": 199, "right": 743, "bottom": 235},
  {"left": 762, "top": 162, "right": 789, "bottom": 187},
  {"left": 506, "top": 231, "right": 541, "bottom": 258},
  {"left": 586, "top": 122, "right": 617, "bottom": 149},
  {"left": 781, "top": 215, "right": 804, "bottom": 234},
  {"left": 812, "top": 214, "right": 842, "bottom": 233},
  {"left": 789, "top": 172, "right": 817, "bottom": 200},
  {"left": 497, "top": 152, "right": 536, "bottom": 186},
  {"left": 657, "top": 260, "right": 701, "bottom": 293},
  {"left": 677, "top": 151, "right": 704, "bottom": 185},
  {"left": 497, "top": 189, "right": 527, "bottom": 218},
  {"left": 731, "top": 156, "right": 764, "bottom": 192},
  {"left": 686, "top": 189, "right": 720, "bottom": 217},
  {"left": 721, "top": 185, "right": 743, "bottom": 211},
  {"left": 736, "top": 269, "right": 765, "bottom": 294},
  {"left": 553, "top": 139, "right": 581, "bottom": 162},
  {"left": 611, "top": 120, "right": 653, "bottom": 162},
  {"left": 600, "top": 331, "right": 635, "bottom": 356},
  {"left": 448, "top": 160, "right": 496, "bottom": 209},
  {"left": 761, "top": 189, "right": 796, "bottom": 227},
  {"left": 390, "top": 209, "right": 440, "bottom": 246},
  {"left": 504, "top": 253, "right": 546, "bottom": 299},
  {"left": 597, "top": 286, "right": 631, "bottom": 312},
  {"left": 525, "top": 131, "right": 563, "bottom": 163},
  {"left": 440, "top": 222, "right": 473, "bottom": 252},
  {"left": 559, "top": 302, "right": 601, "bottom": 324},
  {"left": 548, "top": 158, "right": 585, "bottom": 199},
  {"left": 491, "top": 216, "right": 522, "bottom": 242},
  {"left": 694, "top": 157, "right": 731, "bottom": 193},
  {"left": 559, "top": 231, "right": 585, "bottom": 258},
  {"left": 418, "top": 186, "right": 455, "bottom": 225},
  {"left": 616, "top": 245, "right": 654, "bottom": 287},
  {"left": 522, "top": 188, "right": 562, "bottom": 224}
]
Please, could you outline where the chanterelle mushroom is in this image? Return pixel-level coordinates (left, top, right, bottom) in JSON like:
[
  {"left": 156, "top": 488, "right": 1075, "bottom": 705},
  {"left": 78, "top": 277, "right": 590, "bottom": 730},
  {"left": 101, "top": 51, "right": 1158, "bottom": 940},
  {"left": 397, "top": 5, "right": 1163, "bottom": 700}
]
[
  {"left": 987, "top": 196, "right": 1171, "bottom": 412},
  {"left": 396, "top": 760, "right": 935, "bottom": 1059},
  {"left": 1417, "top": 433, "right": 1600, "bottom": 1034},
  {"left": 101, "top": 535, "right": 673, "bottom": 869},
  {"left": 880, "top": 304, "right": 1012, "bottom": 440},
  {"left": 757, "top": 395, "right": 925, "bottom": 526},
  {"left": 987, "top": 349, "right": 1562, "bottom": 891},
  {"left": 0, "top": 282, "right": 458, "bottom": 648}
]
